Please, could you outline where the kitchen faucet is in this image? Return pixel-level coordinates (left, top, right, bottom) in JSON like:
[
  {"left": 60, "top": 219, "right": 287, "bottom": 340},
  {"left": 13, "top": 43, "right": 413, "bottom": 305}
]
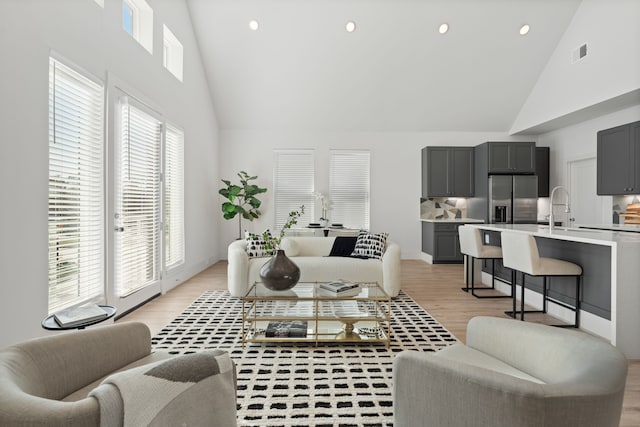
[{"left": 549, "top": 186, "right": 571, "bottom": 232}]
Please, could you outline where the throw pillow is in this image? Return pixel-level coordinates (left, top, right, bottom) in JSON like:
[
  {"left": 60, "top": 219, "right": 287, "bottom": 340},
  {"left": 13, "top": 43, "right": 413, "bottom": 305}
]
[
  {"left": 351, "top": 231, "right": 388, "bottom": 260},
  {"left": 279, "top": 238, "right": 300, "bottom": 257},
  {"left": 328, "top": 236, "right": 358, "bottom": 257},
  {"left": 245, "top": 230, "right": 274, "bottom": 258}
]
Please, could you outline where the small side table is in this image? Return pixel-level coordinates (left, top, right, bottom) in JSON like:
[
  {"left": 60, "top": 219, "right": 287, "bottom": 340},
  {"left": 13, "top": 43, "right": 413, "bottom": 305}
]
[{"left": 41, "top": 305, "right": 117, "bottom": 330}]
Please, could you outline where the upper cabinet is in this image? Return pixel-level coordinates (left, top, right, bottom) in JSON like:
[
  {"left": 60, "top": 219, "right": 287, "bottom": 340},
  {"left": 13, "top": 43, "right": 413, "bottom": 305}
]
[
  {"left": 597, "top": 120, "right": 640, "bottom": 195},
  {"left": 422, "top": 147, "right": 474, "bottom": 198},
  {"left": 535, "top": 147, "right": 550, "bottom": 197},
  {"left": 486, "top": 141, "right": 536, "bottom": 174}
]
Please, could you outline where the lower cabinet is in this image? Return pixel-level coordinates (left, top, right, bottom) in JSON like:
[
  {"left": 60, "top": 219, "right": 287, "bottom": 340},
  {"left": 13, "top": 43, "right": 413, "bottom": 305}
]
[{"left": 422, "top": 222, "right": 464, "bottom": 264}]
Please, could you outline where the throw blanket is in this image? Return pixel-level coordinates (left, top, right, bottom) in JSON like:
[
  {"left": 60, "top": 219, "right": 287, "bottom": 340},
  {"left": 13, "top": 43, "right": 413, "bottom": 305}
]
[{"left": 90, "top": 349, "right": 236, "bottom": 427}]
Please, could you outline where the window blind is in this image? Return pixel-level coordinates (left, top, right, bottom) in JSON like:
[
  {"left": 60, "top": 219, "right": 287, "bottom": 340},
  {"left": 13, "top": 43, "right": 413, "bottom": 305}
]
[
  {"left": 273, "top": 150, "right": 315, "bottom": 231},
  {"left": 164, "top": 123, "right": 185, "bottom": 270},
  {"left": 329, "top": 150, "right": 370, "bottom": 230},
  {"left": 48, "top": 57, "right": 105, "bottom": 313},
  {"left": 116, "top": 98, "right": 162, "bottom": 297}
]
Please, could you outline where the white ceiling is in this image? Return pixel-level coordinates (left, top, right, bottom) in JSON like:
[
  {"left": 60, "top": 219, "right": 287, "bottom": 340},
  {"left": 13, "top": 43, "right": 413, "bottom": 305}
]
[{"left": 187, "top": 0, "right": 581, "bottom": 132}]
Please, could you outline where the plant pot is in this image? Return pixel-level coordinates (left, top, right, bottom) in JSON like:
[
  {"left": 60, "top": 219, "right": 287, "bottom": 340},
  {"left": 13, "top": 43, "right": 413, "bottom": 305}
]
[{"left": 259, "top": 249, "right": 301, "bottom": 291}]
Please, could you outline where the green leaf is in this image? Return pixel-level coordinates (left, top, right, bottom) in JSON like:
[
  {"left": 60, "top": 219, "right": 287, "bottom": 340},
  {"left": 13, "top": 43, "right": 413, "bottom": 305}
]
[
  {"left": 248, "top": 197, "right": 261, "bottom": 208},
  {"left": 222, "top": 202, "right": 237, "bottom": 213}
]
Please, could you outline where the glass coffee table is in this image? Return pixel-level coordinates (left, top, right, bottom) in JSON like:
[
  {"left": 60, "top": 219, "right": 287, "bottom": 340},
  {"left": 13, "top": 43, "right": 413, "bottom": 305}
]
[{"left": 242, "top": 282, "right": 391, "bottom": 346}]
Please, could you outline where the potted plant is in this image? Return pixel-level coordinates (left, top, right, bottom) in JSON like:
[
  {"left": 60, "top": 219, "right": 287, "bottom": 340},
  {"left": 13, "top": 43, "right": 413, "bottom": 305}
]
[{"left": 219, "top": 171, "right": 267, "bottom": 239}]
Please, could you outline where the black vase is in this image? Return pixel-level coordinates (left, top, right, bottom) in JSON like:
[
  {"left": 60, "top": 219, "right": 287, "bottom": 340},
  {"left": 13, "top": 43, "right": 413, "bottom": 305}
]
[{"left": 259, "top": 249, "right": 301, "bottom": 291}]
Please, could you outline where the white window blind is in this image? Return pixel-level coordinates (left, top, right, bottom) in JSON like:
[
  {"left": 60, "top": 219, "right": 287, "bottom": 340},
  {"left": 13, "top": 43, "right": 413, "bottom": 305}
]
[
  {"left": 273, "top": 150, "right": 315, "bottom": 231},
  {"left": 329, "top": 150, "right": 370, "bottom": 230},
  {"left": 164, "top": 123, "right": 185, "bottom": 270},
  {"left": 116, "top": 98, "right": 162, "bottom": 297},
  {"left": 48, "top": 57, "right": 104, "bottom": 313}
]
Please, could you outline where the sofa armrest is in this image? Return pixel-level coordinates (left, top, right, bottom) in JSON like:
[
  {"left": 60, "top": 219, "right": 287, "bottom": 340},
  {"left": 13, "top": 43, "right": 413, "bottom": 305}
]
[
  {"left": 382, "top": 241, "right": 401, "bottom": 297},
  {"left": 393, "top": 350, "right": 547, "bottom": 427},
  {"left": 6, "top": 322, "right": 151, "bottom": 400},
  {"left": 228, "top": 239, "right": 249, "bottom": 297}
]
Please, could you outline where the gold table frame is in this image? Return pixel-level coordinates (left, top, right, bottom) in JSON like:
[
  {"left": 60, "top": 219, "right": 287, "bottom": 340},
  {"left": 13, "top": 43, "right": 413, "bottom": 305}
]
[{"left": 241, "top": 282, "right": 392, "bottom": 347}]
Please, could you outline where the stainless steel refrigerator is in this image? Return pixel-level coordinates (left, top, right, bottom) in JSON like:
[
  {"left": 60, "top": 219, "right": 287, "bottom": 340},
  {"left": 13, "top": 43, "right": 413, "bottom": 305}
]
[{"left": 489, "top": 175, "right": 538, "bottom": 223}]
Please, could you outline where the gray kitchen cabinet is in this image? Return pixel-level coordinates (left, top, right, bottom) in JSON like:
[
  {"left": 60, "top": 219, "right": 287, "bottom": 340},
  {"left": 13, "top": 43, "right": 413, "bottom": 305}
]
[
  {"left": 423, "top": 147, "right": 474, "bottom": 197},
  {"left": 597, "top": 120, "right": 640, "bottom": 195},
  {"left": 422, "top": 222, "right": 465, "bottom": 264},
  {"left": 535, "top": 147, "right": 550, "bottom": 197},
  {"left": 486, "top": 141, "right": 536, "bottom": 174}
]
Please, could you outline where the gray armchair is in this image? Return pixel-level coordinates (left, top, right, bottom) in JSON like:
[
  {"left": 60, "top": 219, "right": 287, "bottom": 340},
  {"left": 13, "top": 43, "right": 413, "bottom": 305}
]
[
  {"left": 393, "top": 316, "right": 627, "bottom": 427},
  {"left": 0, "top": 322, "right": 237, "bottom": 426}
]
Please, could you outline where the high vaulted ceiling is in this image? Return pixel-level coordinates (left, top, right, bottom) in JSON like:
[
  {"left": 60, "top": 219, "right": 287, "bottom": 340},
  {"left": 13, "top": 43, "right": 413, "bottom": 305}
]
[{"left": 187, "top": 0, "right": 581, "bottom": 132}]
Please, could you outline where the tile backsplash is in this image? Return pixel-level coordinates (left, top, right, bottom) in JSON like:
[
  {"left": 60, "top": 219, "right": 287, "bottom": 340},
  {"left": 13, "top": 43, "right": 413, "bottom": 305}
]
[{"left": 420, "top": 198, "right": 467, "bottom": 220}]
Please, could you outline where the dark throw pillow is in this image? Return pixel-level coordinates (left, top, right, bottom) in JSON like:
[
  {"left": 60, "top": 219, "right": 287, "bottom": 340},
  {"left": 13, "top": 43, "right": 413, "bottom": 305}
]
[{"left": 328, "top": 236, "right": 358, "bottom": 257}]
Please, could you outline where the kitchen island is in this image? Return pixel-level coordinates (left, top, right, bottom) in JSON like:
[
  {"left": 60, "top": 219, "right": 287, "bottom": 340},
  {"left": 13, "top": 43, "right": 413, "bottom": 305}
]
[{"left": 468, "top": 223, "right": 640, "bottom": 359}]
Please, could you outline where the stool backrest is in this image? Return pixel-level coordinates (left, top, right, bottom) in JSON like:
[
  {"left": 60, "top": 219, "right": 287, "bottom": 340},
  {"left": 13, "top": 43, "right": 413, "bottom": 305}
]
[
  {"left": 500, "top": 231, "right": 539, "bottom": 275},
  {"left": 458, "top": 225, "right": 482, "bottom": 258}
]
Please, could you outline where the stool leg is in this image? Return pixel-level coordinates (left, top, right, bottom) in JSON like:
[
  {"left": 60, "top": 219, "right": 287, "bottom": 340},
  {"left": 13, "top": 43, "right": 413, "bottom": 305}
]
[
  {"left": 462, "top": 255, "right": 469, "bottom": 292},
  {"left": 511, "top": 269, "right": 516, "bottom": 318},
  {"left": 575, "top": 275, "right": 581, "bottom": 328},
  {"left": 542, "top": 276, "right": 548, "bottom": 314},
  {"left": 470, "top": 256, "right": 475, "bottom": 292},
  {"left": 520, "top": 273, "right": 526, "bottom": 321}
]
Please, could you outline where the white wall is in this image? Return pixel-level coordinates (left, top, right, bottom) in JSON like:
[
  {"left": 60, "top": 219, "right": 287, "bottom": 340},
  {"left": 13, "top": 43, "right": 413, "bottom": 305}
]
[
  {"left": 537, "top": 104, "right": 640, "bottom": 222},
  {"left": 511, "top": 0, "right": 640, "bottom": 134},
  {"left": 0, "top": 0, "right": 220, "bottom": 348},
  {"left": 218, "top": 130, "right": 535, "bottom": 259}
]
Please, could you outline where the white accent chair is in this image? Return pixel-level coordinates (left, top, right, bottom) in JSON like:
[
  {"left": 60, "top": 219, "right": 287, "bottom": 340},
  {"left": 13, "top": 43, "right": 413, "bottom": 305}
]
[
  {"left": 0, "top": 322, "right": 237, "bottom": 426},
  {"left": 458, "top": 225, "right": 510, "bottom": 299},
  {"left": 501, "top": 231, "right": 582, "bottom": 327},
  {"left": 393, "top": 316, "right": 628, "bottom": 427}
]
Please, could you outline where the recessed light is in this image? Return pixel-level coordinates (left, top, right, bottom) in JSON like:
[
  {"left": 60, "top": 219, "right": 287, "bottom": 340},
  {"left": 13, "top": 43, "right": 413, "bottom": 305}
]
[
  {"left": 249, "top": 20, "right": 259, "bottom": 31},
  {"left": 438, "top": 23, "right": 449, "bottom": 34},
  {"left": 519, "top": 24, "right": 530, "bottom": 36},
  {"left": 346, "top": 21, "right": 356, "bottom": 33}
]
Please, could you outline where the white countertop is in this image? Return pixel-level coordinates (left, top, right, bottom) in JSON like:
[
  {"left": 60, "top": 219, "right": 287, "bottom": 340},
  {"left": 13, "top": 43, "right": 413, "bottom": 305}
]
[
  {"left": 577, "top": 223, "right": 640, "bottom": 233},
  {"left": 467, "top": 223, "right": 640, "bottom": 245},
  {"left": 420, "top": 218, "right": 485, "bottom": 223}
]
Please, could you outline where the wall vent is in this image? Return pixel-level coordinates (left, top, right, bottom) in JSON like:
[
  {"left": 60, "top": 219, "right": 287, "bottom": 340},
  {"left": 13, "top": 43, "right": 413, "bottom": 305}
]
[{"left": 572, "top": 43, "right": 588, "bottom": 63}]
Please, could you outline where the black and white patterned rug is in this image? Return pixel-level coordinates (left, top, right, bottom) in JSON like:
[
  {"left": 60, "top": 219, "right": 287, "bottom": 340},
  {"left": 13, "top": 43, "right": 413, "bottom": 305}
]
[{"left": 152, "top": 290, "right": 457, "bottom": 427}]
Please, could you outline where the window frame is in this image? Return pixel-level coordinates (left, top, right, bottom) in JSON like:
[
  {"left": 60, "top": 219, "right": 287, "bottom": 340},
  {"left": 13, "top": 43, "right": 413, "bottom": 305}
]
[
  {"left": 273, "top": 149, "right": 315, "bottom": 232},
  {"left": 329, "top": 150, "right": 371, "bottom": 230},
  {"left": 164, "top": 123, "right": 185, "bottom": 271},
  {"left": 47, "top": 56, "right": 105, "bottom": 314}
]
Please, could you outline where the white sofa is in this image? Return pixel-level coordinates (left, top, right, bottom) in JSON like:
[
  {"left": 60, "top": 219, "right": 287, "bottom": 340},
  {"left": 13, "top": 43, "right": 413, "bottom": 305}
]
[{"left": 227, "top": 236, "right": 401, "bottom": 297}]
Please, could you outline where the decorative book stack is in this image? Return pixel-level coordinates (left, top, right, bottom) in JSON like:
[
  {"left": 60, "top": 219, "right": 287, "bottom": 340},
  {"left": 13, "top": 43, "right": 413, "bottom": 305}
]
[
  {"left": 319, "top": 280, "right": 360, "bottom": 296},
  {"left": 53, "top": 304, "right": 108, "bottom": 328},
  {"left": 265, "top": 321, "right": 308, "bottom": 338}
]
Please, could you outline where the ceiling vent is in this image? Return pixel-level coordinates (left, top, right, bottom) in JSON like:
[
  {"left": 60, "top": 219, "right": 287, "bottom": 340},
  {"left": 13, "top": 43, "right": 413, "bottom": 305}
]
[{"left": 572, "top": 43, "right": 588, "bottom": 63}]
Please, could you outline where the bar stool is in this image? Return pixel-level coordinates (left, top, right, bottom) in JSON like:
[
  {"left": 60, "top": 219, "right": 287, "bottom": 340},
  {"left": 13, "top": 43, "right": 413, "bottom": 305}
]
[
  {"left": 500, "top": 231, "right": 582, "bottom": 328},
  {"left": 458, "top": 225, "right": 511, "bottom": 299}
]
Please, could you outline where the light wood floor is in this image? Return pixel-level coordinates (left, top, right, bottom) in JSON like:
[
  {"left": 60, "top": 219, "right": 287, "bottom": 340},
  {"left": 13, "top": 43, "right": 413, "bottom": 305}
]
[{"left": 119, "top": 259, "right": 640, "bottom": 426}]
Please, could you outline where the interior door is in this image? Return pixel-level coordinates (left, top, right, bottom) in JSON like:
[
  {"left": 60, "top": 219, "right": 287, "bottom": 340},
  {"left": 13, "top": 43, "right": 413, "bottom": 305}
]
[
  {"left": 569, "top": 157, "right": 605, "bottom": 225},
  {"left": 113, "top": 96, "right": 163, "bottom": 313}
]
